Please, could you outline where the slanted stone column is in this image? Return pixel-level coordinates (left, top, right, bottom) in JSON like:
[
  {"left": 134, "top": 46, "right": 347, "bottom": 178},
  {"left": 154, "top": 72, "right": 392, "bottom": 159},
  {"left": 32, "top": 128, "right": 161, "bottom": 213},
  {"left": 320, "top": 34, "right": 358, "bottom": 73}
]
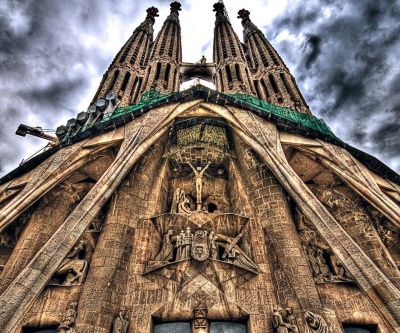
[
  {"left": 312, "top": 184, "right": 400, "bottom": 290},
  {"left": 75, "top": 140, "right": 166, "bottom": 333},
  {"left": 0, "top": 183, "right": 90, "bottom": 294},
  {"left": 235, "top": 138, "right": 342, "bottom": 332}
]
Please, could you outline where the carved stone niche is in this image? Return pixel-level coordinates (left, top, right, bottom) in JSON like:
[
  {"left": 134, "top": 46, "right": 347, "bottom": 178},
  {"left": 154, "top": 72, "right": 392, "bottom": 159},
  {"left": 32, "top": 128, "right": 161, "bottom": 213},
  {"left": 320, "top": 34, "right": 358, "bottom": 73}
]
[
  {"left": 144, "top": 212, "right": 259, "bottom": 274},
  {"left": 294, "top": 208, "right": 353, "bottom": 284}
]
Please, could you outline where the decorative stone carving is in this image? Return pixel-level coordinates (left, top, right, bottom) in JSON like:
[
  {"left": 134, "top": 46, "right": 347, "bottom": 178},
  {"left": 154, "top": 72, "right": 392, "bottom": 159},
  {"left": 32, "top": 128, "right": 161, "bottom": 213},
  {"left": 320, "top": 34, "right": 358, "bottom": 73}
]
[
  {"left": 57, "top": 301, "right": 77, "bottom": 333},
  {"left": 295, "top": 208, "right": 352, "bottom": 283},
  {"left": 191, "top": 229, "right": 209, "bottom": 261},
  {"left": 112, "top": 308, "right": 129, "bottom": 333},
  {"left": 145, "top": 226, "right": 259, "bottom": 274},
  {"left": 171, "top": 188, "right": 191, "bottom": 214},
  {"left": 188, "top": 161, "right": 211, "bottom": 210},
  {"left": 304, "top": 311, "right": 328, "bottom": 333},
  {"left": 272, "top": 307, "right": 299, "bottom": 333},
  {"left": 193, "top": 306, "right": 207, "bottom": 328},
  {"left": 51, "top": 240, "right": 88, "bottom": 286}
]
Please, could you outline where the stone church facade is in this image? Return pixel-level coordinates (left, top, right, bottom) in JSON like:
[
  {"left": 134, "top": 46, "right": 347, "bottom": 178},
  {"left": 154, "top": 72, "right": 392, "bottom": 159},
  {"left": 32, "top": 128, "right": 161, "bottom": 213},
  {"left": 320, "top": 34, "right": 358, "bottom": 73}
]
[{"left": 0, "top": 3, "right": 399, "bottom": 333}]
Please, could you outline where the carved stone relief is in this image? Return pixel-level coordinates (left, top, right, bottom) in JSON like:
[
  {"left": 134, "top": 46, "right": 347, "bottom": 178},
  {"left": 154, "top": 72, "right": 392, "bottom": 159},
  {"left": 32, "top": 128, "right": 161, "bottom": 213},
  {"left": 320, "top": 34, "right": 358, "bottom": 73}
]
[
  {"left": 304, "top": 311, "right": 328, "bottom": 333},
  {"left": 49, "top": 240, "right": 88, "bottom": 286},
  {"left": 272, "top": 306, "right": 299, "bottom": 333},
  {"left": 112, "top": 308, "right": 129, "bottom": 333},
  {"left": 57, "top": 301, "right": 77, "bottom": 333},
  {"left": 295, "top": 208, "right": 353, "bottom": 283},
  {"left": 145, "top": 223, "right": 259, "bottom": 274}
]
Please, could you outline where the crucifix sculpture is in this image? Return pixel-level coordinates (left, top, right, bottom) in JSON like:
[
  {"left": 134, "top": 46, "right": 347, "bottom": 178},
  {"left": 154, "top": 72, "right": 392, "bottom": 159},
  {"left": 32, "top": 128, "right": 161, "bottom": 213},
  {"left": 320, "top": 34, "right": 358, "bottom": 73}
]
[{"left": 188, "top": 161, "right": 211, "bottom": 211}]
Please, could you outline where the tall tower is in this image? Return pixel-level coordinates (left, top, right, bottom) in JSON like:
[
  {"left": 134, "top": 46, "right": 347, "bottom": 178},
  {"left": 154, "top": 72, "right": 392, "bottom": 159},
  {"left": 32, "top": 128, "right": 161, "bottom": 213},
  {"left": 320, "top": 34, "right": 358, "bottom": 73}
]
[
  {"left": 1, "top": 3, "right": 400, "bottom": 333},
  {"left": 238, "top": 9, "right": 310, "bottom": 114},
  {"left": 92, "top": 6, "right": 159, "bottom": 106},
  {"left": 143, "top": 1, "right": 182, "bottom": 94},
  {"left": 213, "top": 3, "right": 255, "bottom": 95}
]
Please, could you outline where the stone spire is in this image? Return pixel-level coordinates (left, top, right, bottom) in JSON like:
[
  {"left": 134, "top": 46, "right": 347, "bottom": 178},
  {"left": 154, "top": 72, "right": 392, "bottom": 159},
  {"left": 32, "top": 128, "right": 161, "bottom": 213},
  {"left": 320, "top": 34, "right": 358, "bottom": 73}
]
[
  {"left": 143, "top": 2, "right": 183, "bottom": 94},
  {"left": 238, "top": 9, "right": 310, "bottom": 114},
  {"left": 213, "top": 3, "right": 255, "bottom": 95},
  {"left": 92, "top": 7, "right": 159, "bottom": 106}
]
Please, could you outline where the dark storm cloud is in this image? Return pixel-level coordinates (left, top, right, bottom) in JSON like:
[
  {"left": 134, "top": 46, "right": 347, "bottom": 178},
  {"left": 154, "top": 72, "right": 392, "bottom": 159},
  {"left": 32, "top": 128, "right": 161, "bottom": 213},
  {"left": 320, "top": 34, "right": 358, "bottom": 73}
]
[
  {"left": 270, "top": 0, "right": 400, "bottom": 172},
  {"left": 0, "top": 0, "right": 150, "bottom": 174}
]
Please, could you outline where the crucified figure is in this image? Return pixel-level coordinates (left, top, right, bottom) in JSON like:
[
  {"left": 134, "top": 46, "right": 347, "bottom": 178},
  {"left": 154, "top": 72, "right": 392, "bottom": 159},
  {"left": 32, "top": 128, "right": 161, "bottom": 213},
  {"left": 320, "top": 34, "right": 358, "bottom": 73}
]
[{"left": 188, "top": 161, "right": 211, "bottom": 210}]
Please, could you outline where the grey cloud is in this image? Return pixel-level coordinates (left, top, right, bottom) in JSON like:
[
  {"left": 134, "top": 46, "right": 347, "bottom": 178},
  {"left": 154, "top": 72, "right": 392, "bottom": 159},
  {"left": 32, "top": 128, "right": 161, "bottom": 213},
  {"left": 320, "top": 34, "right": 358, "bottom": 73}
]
[{"left": 270, "top": 0, "right": 400, "bottom": 171}]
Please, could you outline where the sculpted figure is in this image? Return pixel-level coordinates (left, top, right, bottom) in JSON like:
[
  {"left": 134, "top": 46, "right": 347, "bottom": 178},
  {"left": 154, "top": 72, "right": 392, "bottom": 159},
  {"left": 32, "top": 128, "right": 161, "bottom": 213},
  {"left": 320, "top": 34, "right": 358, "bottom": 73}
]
[
  {"left": 209, "top": 231, "right": 218, "bottom": 259},
  {"left": 176, "top": 232, "right": 183, "bottom": 261},
  {"left": 57, "top": 301, "right": 77, "bottom": 333},
  {"left": 188, "top": 161, "right": 211, "bottom": 210},
  {"left": 178, "top": 197, "right": 191, "bottom": 214},
  {"left": 200, "top": 55, "right": 206, "bottom": 65},
  {"left": 181, "top": 227, "right": 193, "bottom": 259},
  {"left": 285, "top": 308, "right": 299, "bottom": 333},
  {"left": 112, "top": 308, "right": 129, "bottom": 333},
  {"left": 304, "top": 311, "right": 328, "bottom": 333},
  {"left": 155, "top": 229, "right": 174, "bottom": 262},
  {"left": 171, "top": 188, "right": 185, "bottom": 213},
  {"left": 272, "top": 307, "right": 289, "bottom": 333},
  {"left": 54, "top": 240, "right": 87, "bottom": 286}
]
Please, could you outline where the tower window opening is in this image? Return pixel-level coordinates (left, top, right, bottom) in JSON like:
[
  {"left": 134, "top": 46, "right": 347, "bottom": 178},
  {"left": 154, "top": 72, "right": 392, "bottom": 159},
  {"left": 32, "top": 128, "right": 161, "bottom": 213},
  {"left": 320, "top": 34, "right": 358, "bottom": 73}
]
[
  {"left": 164, "top": 64, "right": 171, "bottom": 84},
  {"left": 268, "top": 74, "right": 279, "bottom": 94},
  {"left": 250, "top": 37, "right": 259, "bottom": 68},
  {"left": 235, "top": 64, "right": 242, "bottom": 82},
  {"left": 226, "top": 65, "right": 232, "bottom": 83},
  {"left": 172, "top": 69, "right": 178, "bottom": 91},
  {"left": 261, "top": 79, "right": 271, "bottom": 100},
  {"left": 254, "top": 80, "right": 262, "bottom": 99},
  {"left": 280, "top": 72, "right": 298, "bottom": 103},
  {"left": 130, "top": 32, "right": 145, "bottom": 65},
  {"left": 155, "top": 63, "right": 162, "bottom": 81},
  {"left": 220, "top": 24, "right": 228, "bottom": 59},
  {"left": 140, "top": 38, "right": 150, "bottom": 66},
  {"left": 129, "top": 76, "right": 139, "bottom": 97},
  {"left": 159, "top": 22, "right": 171, "bottom": 56},
  {"left": 133, "top": 77, "right": 143, "bottom": 103},
  {"left": 120, "top": 72, "right": 131, "bottom": 92},
  {"left": 168, "top": 24, "right": 176, "bottom": 57},
  {"left": 219, "top": 70, "right": 224, "bottom": 91},
  {"left": 108, "top": 70, "right": 120, "bottom": 92},
  {"left": 226, "top": 26, "right": 237, "bottom": 57}
]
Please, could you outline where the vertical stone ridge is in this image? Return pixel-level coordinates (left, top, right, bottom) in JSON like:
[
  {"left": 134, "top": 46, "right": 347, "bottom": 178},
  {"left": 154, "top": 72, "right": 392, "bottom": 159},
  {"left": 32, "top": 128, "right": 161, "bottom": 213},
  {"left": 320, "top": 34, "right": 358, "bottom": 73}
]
[
  {"left": 238, "top": 9, "right": 311, "bottom": 114},
  {"left": 213, "top": 3, "right": 256, "bottom": 96},
  {"left": 143, "top": 2, "right": 182, "bottom": 94},
  {"left": 92, "top": 7, "right": 159, "bottom": 106}
]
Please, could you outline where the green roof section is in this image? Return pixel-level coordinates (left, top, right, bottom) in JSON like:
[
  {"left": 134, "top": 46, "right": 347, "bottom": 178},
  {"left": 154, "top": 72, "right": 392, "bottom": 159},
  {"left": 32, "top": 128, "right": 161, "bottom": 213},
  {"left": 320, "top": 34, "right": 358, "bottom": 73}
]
[
  {"left": 102, "top": 89, "right": 171, "bottom": 123},
  {"left": 226, "top": 93, "right": 337, "bottom": 140}
]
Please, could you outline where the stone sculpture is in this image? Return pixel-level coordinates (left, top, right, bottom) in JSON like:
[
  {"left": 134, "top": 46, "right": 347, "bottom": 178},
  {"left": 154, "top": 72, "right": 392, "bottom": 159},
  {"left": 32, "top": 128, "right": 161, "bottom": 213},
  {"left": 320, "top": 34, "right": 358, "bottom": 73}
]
[
  {"left": 304, "top": 311, "right": 328, "bottom": 333},
  {"left": 145, "top": 227, "right": 259, "bottom": 273},
  {"left": 154, "top": 229, "right": 174, "bottom": 261},
  {"left": 52, "top": 240, "right": 88, "bottom": 286},
  {"left": 57, "top": 301, "right": 77, "bottom": 333},
  {"left": 171, "top": 188, "right": 191, "bottom": 213},
  {"left": 188, "top": 161, "right": 211, "bottom": 210},
  {"left": 272, "top": 307, "right": 299, "bottom": 333},
  {"left": 112, "top": 308, "right": 129, "bottom": 333}
]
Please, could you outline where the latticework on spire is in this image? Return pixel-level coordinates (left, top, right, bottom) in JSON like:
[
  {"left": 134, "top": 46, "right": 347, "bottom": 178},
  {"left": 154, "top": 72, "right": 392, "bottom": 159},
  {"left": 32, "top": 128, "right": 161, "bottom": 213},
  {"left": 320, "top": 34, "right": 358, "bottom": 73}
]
[
  {"left": 92, "top": 7, "right": 159, "bottom": 106},
  {"left": 238, "top": 9, "right": 310, "bottom": 114},
  {"left": 213, "top": 3, "right": 256, "bottom": 96},
  {"left": 143, "top": 1, "right": 183, "bottom": 94}
]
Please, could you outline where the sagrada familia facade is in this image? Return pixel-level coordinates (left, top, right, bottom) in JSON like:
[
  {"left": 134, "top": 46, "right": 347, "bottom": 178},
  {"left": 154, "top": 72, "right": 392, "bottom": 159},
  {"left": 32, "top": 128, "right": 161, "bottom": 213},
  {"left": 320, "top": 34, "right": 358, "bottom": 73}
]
[{"left": 0, "top": 2, "right": 399, "bottom": 333}]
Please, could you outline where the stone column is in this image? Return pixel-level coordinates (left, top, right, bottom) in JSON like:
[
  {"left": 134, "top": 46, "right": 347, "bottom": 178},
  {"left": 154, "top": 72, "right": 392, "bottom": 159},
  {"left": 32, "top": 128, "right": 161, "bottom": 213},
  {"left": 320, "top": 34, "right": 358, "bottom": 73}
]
[
  {"left": 312, "top": 184, "right": 400, "bottom": 290},
  {"left": 75, "top": 140, "right": 166, "bottom": 333},
  {"left": 0, "top": 183, "right": 90, "bottom": 293},
  {"left": 235, "top": 138, "right": 342, "bottom": 332}
]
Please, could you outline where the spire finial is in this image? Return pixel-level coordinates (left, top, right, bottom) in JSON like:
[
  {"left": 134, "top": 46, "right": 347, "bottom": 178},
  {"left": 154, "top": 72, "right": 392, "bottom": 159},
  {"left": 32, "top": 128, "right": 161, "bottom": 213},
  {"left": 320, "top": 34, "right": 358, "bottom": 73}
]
[
  {"left": 238, "top": 9, "right": 250, "bottom": 21},
  {"left": 170, "top": 1, "right": 182, "bottom": 12},
  {"left": 146, "top": 6, "right": 159, "bottom": 20}
]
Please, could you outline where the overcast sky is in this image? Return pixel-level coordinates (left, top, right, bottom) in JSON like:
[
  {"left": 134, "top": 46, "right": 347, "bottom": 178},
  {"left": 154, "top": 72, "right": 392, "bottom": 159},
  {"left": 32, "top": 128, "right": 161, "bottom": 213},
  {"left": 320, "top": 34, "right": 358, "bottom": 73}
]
[{"left": 0, "top": 0, "right": 399, "bottom": 176}]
